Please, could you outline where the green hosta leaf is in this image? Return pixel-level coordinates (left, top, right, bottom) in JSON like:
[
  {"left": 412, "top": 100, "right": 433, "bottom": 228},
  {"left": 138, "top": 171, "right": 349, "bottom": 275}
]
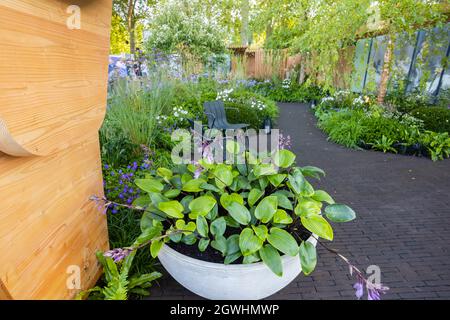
[
  {"left": 224, "top": 252, "right": 242, "bottom": 265},
  {"left": 267, "top": 227, "right": 299, "bottom": 256},
  {"left": 274, "top": 149, "right": 296, "bottom": 168},
  {"left": 163, "top": 189, "right": 181, "bottom": 199},
  {"left": 182, "top": 179, "right": 206, "bottom": 192},
  {"left": 200, "top": 183, "right": 221, "bottom": 193},
  {"left": 196, "top": 215, "right": 209, "bottom": 237},
  {"left": 301, "top": 215, "right": 334, "bottom": 240},
  {"left": 211, "top": 235, "right": 228, "bottom": 256},
  {"left": 181, "top": 173, "right": 192, "bottom": 184},
  {"left": 300, "top": 166, "right": 325, "bottom": 179},
  {"left": 224, "top": 216, "right": 240, "bottom": 228},
  {"left": 198, "top": 238, "right": 210, "bottom": 252},
  {"left": 158, "top": 200, "right": 184, "bottom": 218},
  {"left": 273, "top": 209, "right": 293, "bottom": 224},
  {"left": 253, "top": 163, "right": 277, "bottom": 177},
  {"left": 226, "top": 234, "right": 240, "bottom": 255},
  {"left": 210, "top": 217, "right": 226, "bottom": 237},
  {"left": 135, "top": 178, "right": 164, "bottom": 193},
  {"left": 220, "top": 193, "right": 244, "bottom": 208},
  {"left": 294, "top": 199, "right": 322, "bottom": 217},
  {"left": 287, "top": 170, "right": 314, "bottom": 197},
  {"left": 243, "top": 252, "right": 261, "bottom": 264},
  {"left": 214, "top": 164, "right": 233, "bottom": 187},
  {"left": 325, "top": 204, "right": 356, "bottom": 222},
  {"left": 150, "top": 240, "right": 163, "bottom": 258},
  {"left": 182, "top": 233, "right": 197, "bottom": 245},
  {"left": 226, "top": 140, "right": 240, "bottom": 155},
  {"left": 189, "top": 196, "right": 217, "bottom": 218},
  {"left": 248, "top": 188, "right": 265, "bottom": 207},
  {"left": 180, "top": 195, "right": 193, "bottom": 213},
  {"left": 259, "top": 176, "right": 269, "bottom": 190},
  {"left": 133, "top": 195, "right": 151, "bottom": 209},
  {"left": 225, "top": 202, "right": 251, "bottom": 225},
  {"left": 156, "top": 168, "right": 173, "bottom": 179},
  {"left": 239, "top": 228, "right": 263, "bottom": 256},
  {"left": 255, "top": 196, "right": 278, "bottom": 223},
  {"left": 273, "top": 193, "right": 293, "bottom": 210},
  {"left": 299, "top": 241, "right": 317, "bottom": 275},
  {"left": 259, "top": 244, "right": 283, "bottom": 277},
  {"left": 312, "top": 190, "right": 335, "bottom": 204},
  {"left": 175, "top": 219, "right": 196, "bottom": 235},
  {"left": 252, "top": 224, "right": 268, "bottom": 241},
  {"left": 268, "top": 174, "right": 287, "bottom": 187}
]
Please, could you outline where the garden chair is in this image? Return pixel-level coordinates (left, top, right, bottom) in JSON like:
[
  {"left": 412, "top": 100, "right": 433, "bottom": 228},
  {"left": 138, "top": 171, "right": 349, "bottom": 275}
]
[{"left": 203, "top": 101, "right": 249, "bottom": 130}]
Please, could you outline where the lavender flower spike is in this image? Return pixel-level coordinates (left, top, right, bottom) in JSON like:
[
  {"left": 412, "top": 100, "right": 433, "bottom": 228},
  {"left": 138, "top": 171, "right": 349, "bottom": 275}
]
[{"left": 103, "top": 248, "right": 132, "bottom": 263}]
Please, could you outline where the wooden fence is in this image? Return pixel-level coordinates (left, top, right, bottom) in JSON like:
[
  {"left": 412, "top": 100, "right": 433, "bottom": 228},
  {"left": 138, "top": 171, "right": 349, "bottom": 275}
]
[{"left": 0, "top": 0, "right": 112, "bottom": 299}]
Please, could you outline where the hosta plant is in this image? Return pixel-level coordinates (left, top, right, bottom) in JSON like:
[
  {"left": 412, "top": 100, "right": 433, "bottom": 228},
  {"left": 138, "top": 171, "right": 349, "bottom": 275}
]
[{"left": 94, "top": 146, "right": 388, "bottom": 299}]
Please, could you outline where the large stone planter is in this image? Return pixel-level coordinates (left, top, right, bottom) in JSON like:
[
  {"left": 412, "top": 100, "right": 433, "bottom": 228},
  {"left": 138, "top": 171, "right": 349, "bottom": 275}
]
[{"left": 158, "top": 235, "right": 317, "bottom": 300}]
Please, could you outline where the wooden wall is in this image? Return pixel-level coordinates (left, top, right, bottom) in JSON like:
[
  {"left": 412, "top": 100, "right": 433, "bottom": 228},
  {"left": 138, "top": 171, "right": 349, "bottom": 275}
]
[{"left": 0, "top": 0, "right": 112, "bottom": 299}]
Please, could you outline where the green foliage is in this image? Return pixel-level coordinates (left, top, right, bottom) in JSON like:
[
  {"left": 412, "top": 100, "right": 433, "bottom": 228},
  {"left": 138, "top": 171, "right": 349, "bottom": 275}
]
[
  {"left": 145, "top": 0, "right": 227, "bottom": 64},
  {"left": 411, "top": 107, "right": 450, "bottom": 135},
  {"left": 110, "top": 147, "right": 357, "bottom": 278},
  {"left": 370, "top": 135, "right": 397, "bottom": 153},
  {"left": 419, "top": 130, "right": 450, "bottom": 161}
]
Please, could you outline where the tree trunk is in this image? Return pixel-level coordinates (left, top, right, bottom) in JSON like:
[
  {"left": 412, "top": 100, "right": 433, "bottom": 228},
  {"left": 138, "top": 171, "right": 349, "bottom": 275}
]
[
  {"left": 127, "top": 0, "right": 136, "bottom": 55},
  {"left": 377, "top": 36, "right": 394, "bottom": 107},
  {"left": 240, "top": 0, "right": 250, "bottom": 46}
]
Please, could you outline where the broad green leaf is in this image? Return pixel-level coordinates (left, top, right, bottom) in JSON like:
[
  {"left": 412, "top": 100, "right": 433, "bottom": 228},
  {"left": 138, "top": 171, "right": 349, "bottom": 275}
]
[
  {"left": 252, "top": 225, "right": 268, "bottom": 241},
  {"left": 163, "top": 189, "right": 181, "bottom": 199},
  {"left": 239, "top": 228, "right": 263, "bottom": 256},
  {"left": 259, "top": 244, "right": 283, "bottom": 277},
  {"left": 224, "top": 252, "right": 242, "bottom": 264},
  {"left": 200, "top": 183, "right": 221, "bottom": 193},
  {"left": 132, "top": 195, "right": 151, "bottom": 209},
  {"left": 224, "top": 216, "right": 240, "bottom": 228},
  {"left": 273, "top": 193, "right": 293, "bottom": 210},
  {"left": 312, "top": 190, "right": 335, "bottom": 204},
  {"left": 220, "top": 193, "right": 244, "bottom": 208},
  {"left": 226, "top": 140, "right": 241, "bottom": 154},
  {"left": 210, "top": 217, "right": 226, "bottom": 237},
  {"left": 180, "top": 195, "right": 194, "bottom": 213},
  {"left": 253, "top": 163, "right": 277, "bottom": 177},
  {"left": 268, "top": 174, "right": 287, "bottom": 187},
  {"left": 300, "top": 166, "right": 325, "bottom": 179},
  {"left": 226, "top": 234, "right": 240, "bottom": 255},
  {"left": 150, "top": 240, "right": 163, "bottom": 258},
  {"left": 287, "top": 170, "right": 314, "bottom": 197},
  {"left": 211, "top": 235, "right": 228, "bottom": 256},
  {"left": 273, "top": 209, "right": 293, "bottom": 224},
  {"left": 225, "top": 202, "right": 251, "bottom": 225},
  {"left": 198, "top": 238, "right": 210, "bottom": 252},
  {"left": 294, "top": 199, "right": 322, "bottom": 217},
  {"left": 267, "top": 227, "right": 299, "bottom": 256},
  {"left": 243, "top": 253, "right": 261, "bottom": 264},
  {"left": 196, "top": 215, "right": 209, "bottom": 237},
  {"left": 214, "top": 164, "right": 233, "bottom": 187},
  {"left": 135, "top": 225, "right": 163, "bottom": 246},
  {"left": 274, "top": 149, "right": 296, "bottom": 168},
  {"left": 158, "top": 200, "right": 184, "bottom": 218},
  {"left": 299, "top": 241, "right": 317, "bottom": 275},
  {"left": 182, "top": 179, "right": 206, "bottom": 192},
  {"left": 325, "top": 204, "right": 356, "bottom": 222},
  {"left": 181, "top": 233, "right": 197, "bottom": 245},
  {"left": 301, "top": 215, "right": 334, "bottom": 240},
  {"left": 248, "top": 188, "right": 265, "bottom": 207},
  {"left": 255, "top": 196, "right": 278, "bottom": 223},
  {"left": 135, "top": 178, "right": 164, "bottom": 193},
  {"left": 188, "top": 196, "right": 217, "bottom": 217},
  {"left": 175, "top": 219, "right": 196, "bottom": 235},
  {"left": 156, "top": 168, "right": 173, "bottom": 179}
]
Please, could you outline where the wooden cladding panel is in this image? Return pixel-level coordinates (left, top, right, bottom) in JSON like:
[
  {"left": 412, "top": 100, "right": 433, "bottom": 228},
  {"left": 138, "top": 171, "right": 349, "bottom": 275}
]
[{"left": 0, "top": 0, "right": 112, "bottom": 299}]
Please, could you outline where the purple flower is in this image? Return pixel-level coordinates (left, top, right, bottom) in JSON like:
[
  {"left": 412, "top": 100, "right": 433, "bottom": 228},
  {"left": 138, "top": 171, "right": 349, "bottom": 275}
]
[
  {"left": 103, "top": 248, "right": 132, "bottom": 263},
  {"left": 104, "top": 164, "right": 109, "bottom": 170},
  {"left": 353, "top": 277, "right": 364, "bottom": 299}
]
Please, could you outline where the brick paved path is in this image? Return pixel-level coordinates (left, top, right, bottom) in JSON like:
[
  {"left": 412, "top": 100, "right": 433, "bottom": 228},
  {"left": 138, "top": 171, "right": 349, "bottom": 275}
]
[{"left": 149, "top": 103, "right": 450, "bottom": 300}]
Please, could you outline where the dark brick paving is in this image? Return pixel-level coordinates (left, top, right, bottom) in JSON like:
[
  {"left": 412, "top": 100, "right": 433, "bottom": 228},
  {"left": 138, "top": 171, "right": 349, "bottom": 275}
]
[{"left": 149, "top": 103, "right": 450, "bottom": 300}]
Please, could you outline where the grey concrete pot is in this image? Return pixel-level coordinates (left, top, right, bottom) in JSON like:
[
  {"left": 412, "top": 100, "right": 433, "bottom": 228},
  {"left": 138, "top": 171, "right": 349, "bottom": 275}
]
[{"left": 158, "top": 235, "right": 317, "bottom": 300}]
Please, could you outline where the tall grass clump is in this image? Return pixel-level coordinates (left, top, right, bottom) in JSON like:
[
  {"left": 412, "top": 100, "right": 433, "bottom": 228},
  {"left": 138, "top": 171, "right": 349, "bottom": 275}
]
[{"left": 100, "top": 75, "right": 176, "bottom": 166}]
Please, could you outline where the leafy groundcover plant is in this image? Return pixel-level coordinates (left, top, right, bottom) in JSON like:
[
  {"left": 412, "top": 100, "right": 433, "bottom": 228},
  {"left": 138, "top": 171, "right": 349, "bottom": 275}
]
[{"left": 93, "top": 141, "right": 388, "bottom": 300}]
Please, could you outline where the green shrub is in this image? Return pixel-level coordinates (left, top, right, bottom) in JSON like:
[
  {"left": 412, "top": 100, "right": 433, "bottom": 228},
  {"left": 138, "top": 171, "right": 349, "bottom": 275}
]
[
  {"left": 359, "top": 115, "right": 409, "bottom": 144},
  {"left": 317, "top": 109, "right": 365, "bottom": 148},
  {"left": 410, "top": 106, "right": 450, "bottom": 134}
]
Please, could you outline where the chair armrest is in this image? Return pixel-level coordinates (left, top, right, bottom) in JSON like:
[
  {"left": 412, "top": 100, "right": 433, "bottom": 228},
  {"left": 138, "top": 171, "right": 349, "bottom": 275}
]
[{"left": 204, "top": 112, "right": 216, "bottom": 128}]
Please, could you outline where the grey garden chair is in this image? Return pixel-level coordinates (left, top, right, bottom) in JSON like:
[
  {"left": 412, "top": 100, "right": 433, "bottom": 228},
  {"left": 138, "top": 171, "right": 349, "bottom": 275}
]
[{"left": 203, "top": 100, "right": 249, "bottom": 130}]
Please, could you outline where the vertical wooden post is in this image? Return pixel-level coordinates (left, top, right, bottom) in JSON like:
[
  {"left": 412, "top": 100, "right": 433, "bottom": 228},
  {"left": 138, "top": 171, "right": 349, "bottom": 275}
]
[{"left": 0, "top": 0, "right": 112, "bottom": 299}]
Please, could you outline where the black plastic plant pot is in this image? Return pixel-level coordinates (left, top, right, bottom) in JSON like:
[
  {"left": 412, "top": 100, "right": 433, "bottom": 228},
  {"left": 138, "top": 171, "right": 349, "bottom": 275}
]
[
  {"left": 393, "top": 142, "right": 407, "bottom": 155},
  {"left": 357, "top": 140, "right": 371, "bottom": 150}
]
